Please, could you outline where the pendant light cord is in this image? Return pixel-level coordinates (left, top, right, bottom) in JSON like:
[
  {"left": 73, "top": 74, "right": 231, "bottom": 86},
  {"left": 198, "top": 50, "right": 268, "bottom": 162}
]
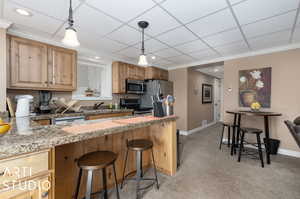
[
  {"left": 68, "top": 0, "right": 74, "bottom": 27},
  {"left": 141, "top": 28, "right": 145, "bottom": 55}
]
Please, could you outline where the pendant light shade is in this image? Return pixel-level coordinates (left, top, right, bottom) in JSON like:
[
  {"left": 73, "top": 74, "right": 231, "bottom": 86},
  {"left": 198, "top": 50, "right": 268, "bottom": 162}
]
[
  {"left": 137, "top": 21, "right": 149, "bottom": 66},
  {"left": 62, "top": 0, "right": 80, "bottom": 47},
  {"left": 138, "top": 54, "right": 148, "bottom": 66},
  {"left": 62, "top": 27, "right": 80, "bottom": 47}
]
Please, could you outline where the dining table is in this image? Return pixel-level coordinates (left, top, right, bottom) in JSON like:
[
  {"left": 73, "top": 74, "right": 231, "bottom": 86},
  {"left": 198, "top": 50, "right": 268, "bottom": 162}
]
[{"left": 226, "top": 110, "right": 282, "bottom": 164}]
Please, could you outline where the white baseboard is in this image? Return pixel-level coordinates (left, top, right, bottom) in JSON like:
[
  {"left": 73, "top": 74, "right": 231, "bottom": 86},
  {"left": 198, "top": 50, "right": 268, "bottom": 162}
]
[
  {"left": 180, "top": 121, "right": 217, "bottom": 136},
  {"left": 277, "top": 148, "right": 300, "bottom": 158},
  {"left": 221, "top": 138, "right": 300, "bottom": 158}
]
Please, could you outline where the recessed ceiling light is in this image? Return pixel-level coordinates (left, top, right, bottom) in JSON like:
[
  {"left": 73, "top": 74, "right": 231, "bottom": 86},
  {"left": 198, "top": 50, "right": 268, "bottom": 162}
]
[
  {"left": 15, "top": 8, "right": 32, "bottom": 16},
  {"left": 214, "top": 68, "right": 219, "bottom": 72},
  {"left": 151, "top": 56, "right": 156, "bottom": 60},
  {"left": 94, "top": 56, "right": 101, "bottom": 59}
]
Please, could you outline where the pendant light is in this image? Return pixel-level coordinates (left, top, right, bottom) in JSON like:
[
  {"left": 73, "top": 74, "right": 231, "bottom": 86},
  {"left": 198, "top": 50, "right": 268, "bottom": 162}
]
[
  {"left": 138, "top": 21, "right": 149, "bottom": 66},
  {"left": 62, "top": 0, "right": 80, "bottom": 47}
]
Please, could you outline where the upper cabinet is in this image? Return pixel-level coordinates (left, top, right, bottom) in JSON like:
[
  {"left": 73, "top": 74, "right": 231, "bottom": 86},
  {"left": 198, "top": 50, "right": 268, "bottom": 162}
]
[
  {"left": 9, "top": 36, "right": 48, "bottom": 88},
  {"left": 112, "top": 61, "right": 145, "bottom": 94},
  {"left": 7, "top": 35, "right": 77, "bottom": 91},
  {"left": 145, "top": 66, "right": 168, "bottom": 81},
  {"left": 112, "top": 61, "right": 169, "bottom": 94},
  {"left": 47, "top": 46, "right": 76, "bottom": 90}
]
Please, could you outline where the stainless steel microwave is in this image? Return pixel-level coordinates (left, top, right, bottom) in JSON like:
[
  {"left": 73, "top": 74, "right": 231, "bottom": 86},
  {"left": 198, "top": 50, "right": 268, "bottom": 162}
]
[{"left": 126, "top": 79, "right": 146, "bottom": 94}]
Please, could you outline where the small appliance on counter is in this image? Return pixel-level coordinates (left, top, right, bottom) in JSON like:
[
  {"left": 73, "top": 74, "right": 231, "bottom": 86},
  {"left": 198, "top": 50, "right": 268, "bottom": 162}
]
[
  {"left": 164, "top": 95, "right": 175, "bottom": 116},
  {"left": 120, "top": 98, "right": 152, "bottom": 115},
  {"left": 38, "top": 91, "right": 53, "bottom": 114},
  {"left": 15, "top": 95, "right": 34, "bottom": 117}
]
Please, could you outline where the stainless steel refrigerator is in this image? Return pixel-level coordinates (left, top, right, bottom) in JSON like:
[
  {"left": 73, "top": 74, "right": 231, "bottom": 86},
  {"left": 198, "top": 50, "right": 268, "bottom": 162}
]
[{"left": 140, "top": 80, "right": 174, "bottom": 108}]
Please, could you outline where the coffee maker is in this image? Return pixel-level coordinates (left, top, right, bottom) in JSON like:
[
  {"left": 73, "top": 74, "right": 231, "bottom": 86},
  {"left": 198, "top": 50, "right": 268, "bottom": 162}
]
[{"left": 38, "top": 91, "right": 52, "bottom": 114}]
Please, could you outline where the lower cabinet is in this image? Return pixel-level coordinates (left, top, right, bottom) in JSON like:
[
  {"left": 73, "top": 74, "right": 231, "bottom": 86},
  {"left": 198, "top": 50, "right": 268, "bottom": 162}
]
[
  {"left": 0, "top": 149, "right": 54, "bottom": 199},
  {"left": 0, "top": 175, "right": 50, "bottom": 199}
]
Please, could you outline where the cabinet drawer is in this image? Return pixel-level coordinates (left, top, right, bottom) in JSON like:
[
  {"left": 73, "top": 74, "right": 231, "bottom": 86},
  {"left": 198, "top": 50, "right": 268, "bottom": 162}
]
[
  {"left": 0, "top": 174, "right": 51, "bottom": 199},
  {"left": 0, "top": 151, "right": 49, "bottom": 185}
]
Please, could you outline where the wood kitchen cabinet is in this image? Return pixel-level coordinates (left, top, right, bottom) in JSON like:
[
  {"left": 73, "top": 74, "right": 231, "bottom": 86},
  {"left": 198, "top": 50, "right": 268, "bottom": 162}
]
[
  {"left": 0, "top": 149, "right": 54, "bottom": 199},
  {"left": 145, "top": 66, "right": 168, "bottom": 80},
  {"left": 47, "top": 46, "right": 76, "bottom": 90},
  {"left": 112, "top": 61, "right": 145, "bottom": 93},
  {"left": 112, "top": 61, "right": 128, "bottom": 94},
  {"left": 9, "top": 36, "right": 48, "bottom": 89},
  {"left": 7, "top": 35, "right": 77, "bottom": 91}
]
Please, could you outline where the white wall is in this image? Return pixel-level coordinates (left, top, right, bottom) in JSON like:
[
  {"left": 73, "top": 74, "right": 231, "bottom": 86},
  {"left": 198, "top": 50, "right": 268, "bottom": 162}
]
[{"left": 0, "top": 28, "right": 7, "bottom": 112}]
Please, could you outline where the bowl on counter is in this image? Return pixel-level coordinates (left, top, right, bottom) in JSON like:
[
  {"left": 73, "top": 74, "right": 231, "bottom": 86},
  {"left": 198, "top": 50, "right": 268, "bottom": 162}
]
[{"left": 0, "top": 119, "right": 11, "bottom": 136}]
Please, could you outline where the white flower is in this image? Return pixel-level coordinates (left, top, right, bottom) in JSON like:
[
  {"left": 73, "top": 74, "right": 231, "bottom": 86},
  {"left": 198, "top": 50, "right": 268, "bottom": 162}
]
[
  {"left": 240, "top": 76, "right": 247, "bottom": 83},
  {"left": 250, "top": 70, "right": 261, "bottom": 79},
  {"left": 256, "top": 80, "right": 264, "bottom": 89}
]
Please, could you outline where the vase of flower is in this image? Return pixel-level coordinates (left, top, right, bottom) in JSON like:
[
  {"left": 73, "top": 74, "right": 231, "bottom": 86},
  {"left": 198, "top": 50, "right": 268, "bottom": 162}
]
[{"left": 240, "top": 90, "right": 257, "bottom": 107}]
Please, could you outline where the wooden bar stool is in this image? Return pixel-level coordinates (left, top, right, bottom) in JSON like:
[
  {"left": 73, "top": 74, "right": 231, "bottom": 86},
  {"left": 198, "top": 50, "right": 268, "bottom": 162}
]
[
  {"left": 238, "top": 127, "right": 264, "bottom": 168},
  {"left": 219, "top": 122, "right": 233, "bottom": 150},
  {"left": 121, "top": 139, "right": 159, "bottom": 199},
  {"left": 74, "top": 151, "right": 120, "bottom": 199}
]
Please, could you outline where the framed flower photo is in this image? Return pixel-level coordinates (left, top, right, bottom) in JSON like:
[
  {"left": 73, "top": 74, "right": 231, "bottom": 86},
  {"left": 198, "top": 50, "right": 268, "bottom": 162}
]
[
  {"left": 202, "top": 84, "right": 213, "bottom": 104},
  {"left": 239, "top": 67, "right": 272, "bottom": 108}
]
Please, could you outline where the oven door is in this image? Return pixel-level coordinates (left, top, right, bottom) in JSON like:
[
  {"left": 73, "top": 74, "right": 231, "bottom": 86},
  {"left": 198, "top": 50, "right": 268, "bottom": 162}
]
[{"left": 126, "top": 80, "right": 145, "bottom": 94}]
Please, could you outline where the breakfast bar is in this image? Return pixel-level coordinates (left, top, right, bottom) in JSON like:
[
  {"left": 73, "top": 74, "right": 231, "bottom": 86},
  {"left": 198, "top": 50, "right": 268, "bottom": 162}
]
[{"left": 0, "top": 115, "right": 177, "bottom": 199}]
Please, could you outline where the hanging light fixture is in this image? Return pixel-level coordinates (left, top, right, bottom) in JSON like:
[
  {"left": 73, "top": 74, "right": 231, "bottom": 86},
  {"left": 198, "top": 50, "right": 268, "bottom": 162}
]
[
  {"left": 62, "top": 0, "right": 80, "bottom": 47},
  {"left": 137, "top": 21, "right": 149, "bottom": 66}
]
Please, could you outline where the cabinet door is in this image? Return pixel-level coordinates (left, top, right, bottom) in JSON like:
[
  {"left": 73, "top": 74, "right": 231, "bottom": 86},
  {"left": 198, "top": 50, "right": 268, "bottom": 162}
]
[
  {"left": 127, "top": 64, "right": 136, "bottom": 79},
  {"left": 112, "top": 62, "right": 128, "bottom": 94},
  {"left": 48, "top": 46, "right": 77, "bottom": 91},
  {"left": 136, "top": 66, "right": 145, "bottom": 80},
  {"left": 10, "top": 36, "right": 48, "bottom": 89}
]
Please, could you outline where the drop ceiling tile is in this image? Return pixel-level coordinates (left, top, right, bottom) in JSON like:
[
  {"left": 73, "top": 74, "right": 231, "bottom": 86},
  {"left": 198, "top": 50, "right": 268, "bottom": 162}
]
[
  {"left": 292, "top": 26, "right": 300, "bottom": 42},
  {"left": 154, "top": 48, "right": 183, "bottom": 58},
  {"left": 9, "top": 23, "right": 53, "bottom": 39},
  {"left": 4, "top": 1, "right": 62, "bottom": 35},
  {"left": 214, "top": 41, "right": 249, "bottom": 56},
  {"left": 249, "top": 29, "right": 291, "bottom": 50},
  {"left": 174, "top": 39, "right": 208, "bottom": 53},
  {"left": 73, "top": 5, "right": 122, "bottom": 37},
  {"left": 242, "top": 11, "right": 296, "bottom": 38},
  {"left": 116, "top": 47, "right": 141, "bottom": 58},
  {"left": 189, "top": 49, "right": 219, "bottom": 60},
  {"left": 134, "top": 39, "right": 169, "bottom": 53},
  {"left": 161, "top": 0, "right": 228, "bottom": 24},
  {"left": 128, "top": 6, "right": 180, "bottom": 36},
  {"left": 10, "top": 0, "right": 81, "bottom": 20},
  {"left": 232, "top": 0, "right": 299, "bottom": 25},
  {"left": 228, "top": 0, "right": 244, "bottom": 5},
  {"left": 203, "top": 28, "right": 244, "bottom": 47},
  {"left": 107, "top": 25, "right": 148, "bottom": 45},
  {"left": 187, "top": 9, "right": 237, "bottom": 37},
  {"left": 155, "top": 26, "right": 198, "bottom": 46},
  {"left": 86, "top": 0, "right": 155, "bottom": 22},
  {"left": 82, "top": 36, "right": 128, "bottom": 53},
  {"left": 166, "top": 55, "right": 195, "bottom": 64},
  {"left": 151, "top": 58, "right": 173, "bottom": 67}
]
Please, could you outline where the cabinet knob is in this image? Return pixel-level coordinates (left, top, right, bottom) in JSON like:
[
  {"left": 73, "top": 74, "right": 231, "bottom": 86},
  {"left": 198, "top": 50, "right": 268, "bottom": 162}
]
[{"left": 41, "top": 191, "right": 49, "bottom": 198}]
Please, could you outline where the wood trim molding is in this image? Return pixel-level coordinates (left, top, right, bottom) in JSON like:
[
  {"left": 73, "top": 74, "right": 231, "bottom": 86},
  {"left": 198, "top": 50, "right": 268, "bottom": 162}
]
[
  {"left": 179, "top": 121, "right": 217, "bottom": 136},
  {"left": 0, "top": 19, "right": 12, "bottom": 29}
]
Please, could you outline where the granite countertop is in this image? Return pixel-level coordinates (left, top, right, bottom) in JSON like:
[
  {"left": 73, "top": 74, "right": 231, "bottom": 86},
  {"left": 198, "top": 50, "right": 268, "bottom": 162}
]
[
  {"left": 30, "top": 108, "right": 134, "bottom": 121},
  {"left": 0, "top": 114, "right": 177, "bottom": 159}
]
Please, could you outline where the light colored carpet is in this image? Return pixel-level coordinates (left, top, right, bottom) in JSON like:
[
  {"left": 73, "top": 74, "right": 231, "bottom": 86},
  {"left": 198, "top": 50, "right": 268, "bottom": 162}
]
[{"left": 110, "top": 124, "right": 300, "bottom": 199}]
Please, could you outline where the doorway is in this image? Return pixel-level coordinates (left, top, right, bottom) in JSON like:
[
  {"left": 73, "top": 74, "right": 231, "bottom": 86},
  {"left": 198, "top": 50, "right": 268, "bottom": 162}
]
[{"left": 214, "top": 78, "right": 223, "bottom": 122}]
